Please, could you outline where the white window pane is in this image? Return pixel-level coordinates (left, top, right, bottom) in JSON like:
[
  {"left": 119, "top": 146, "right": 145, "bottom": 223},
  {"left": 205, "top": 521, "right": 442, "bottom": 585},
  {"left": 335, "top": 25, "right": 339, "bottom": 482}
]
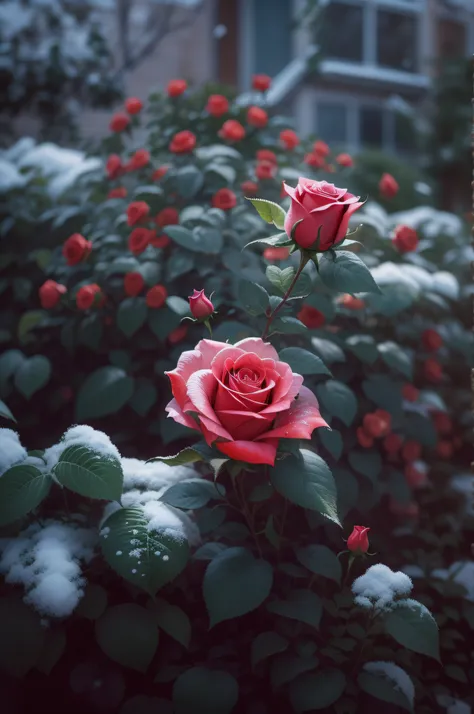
[
  {"left": 320, "top": 2, "right": 364, "bottom": 62},
  {"left": 317, "top": 103, "right": 348, "bottom": 143},
  {"left": 377, "top": 10, "right": 418, "bottom": 72}
]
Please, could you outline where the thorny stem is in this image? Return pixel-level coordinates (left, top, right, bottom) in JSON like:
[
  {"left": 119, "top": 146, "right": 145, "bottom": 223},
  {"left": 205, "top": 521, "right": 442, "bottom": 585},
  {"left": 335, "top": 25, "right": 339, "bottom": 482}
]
[
  {"left": 235, "top": 472, "right": 263, "bottom": 557},
  {"left": 261, "top": 251, "right": 310, "bottom": 340}
]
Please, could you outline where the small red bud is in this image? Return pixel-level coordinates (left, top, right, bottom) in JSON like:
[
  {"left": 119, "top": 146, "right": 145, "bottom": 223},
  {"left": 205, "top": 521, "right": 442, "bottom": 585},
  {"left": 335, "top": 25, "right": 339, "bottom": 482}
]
[
  {"left": 347, "top": 526, "right": 370, "bottom": 554},
  {"left": 188, "top": 289, "right": 214, "bottom": 320}
]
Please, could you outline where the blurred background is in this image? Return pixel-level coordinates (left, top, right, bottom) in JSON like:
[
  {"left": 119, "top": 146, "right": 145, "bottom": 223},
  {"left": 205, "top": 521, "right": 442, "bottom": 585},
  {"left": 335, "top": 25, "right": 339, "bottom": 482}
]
[{"left": 0, "top": 0, "right": 472, "bottom": 212}]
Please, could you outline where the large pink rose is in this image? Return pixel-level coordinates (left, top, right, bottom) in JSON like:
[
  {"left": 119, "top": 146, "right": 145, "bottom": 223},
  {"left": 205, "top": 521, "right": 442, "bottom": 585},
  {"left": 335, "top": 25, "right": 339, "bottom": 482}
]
[
  {"left": 283, "top": 178, "right": 364, "bottom": 251},
  {"left": 165, "top": 338, "right": 328, "bottom": 466}
]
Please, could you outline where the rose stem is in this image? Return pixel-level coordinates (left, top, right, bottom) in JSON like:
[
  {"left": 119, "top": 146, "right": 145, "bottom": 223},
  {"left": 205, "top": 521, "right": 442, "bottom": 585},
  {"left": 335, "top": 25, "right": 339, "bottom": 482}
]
[{"left": 261, "top": 251, "right": 310, "bottom": 340}]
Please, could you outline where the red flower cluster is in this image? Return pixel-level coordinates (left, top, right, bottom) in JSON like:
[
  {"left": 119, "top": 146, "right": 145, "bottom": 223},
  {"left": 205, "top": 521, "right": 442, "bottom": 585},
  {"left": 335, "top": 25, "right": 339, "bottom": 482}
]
[
  {"left": 336, "top": 153, "right": 353, "bottom": 168},
  {"left": 76, "top": 284, "right": 104, "bottom": 310},
  {"left": 219, "top": 120, "right": 245, "bottom": 142},
  {"left": 357, "top": 409, "right": 391, "bottom": 448},
  {"left": 152, "top": 166, "right": 169, "bottom": 181},
  {"left": 106, "top": 154, "right": 123, "bottom": 180},
  {"left": 255, "top": 160, "right": 276, "bottom": 181},
  {"left": 127, "top": 149, "right": 150, "bottom": 171},
  {"left": 63, "top": 234, "right": 92, "bottom": 266},
  {"left": 39, "top": 280, "right": 67, "bottom": 309},
  {"left": 127, "top": 201, "right": 150, "bottom": 226},
  {"left": 169, "top": 130, "right": 196, "bottom": 153},
  {"left": 241, "top": 180, "right": 258, "bottom": 196}
]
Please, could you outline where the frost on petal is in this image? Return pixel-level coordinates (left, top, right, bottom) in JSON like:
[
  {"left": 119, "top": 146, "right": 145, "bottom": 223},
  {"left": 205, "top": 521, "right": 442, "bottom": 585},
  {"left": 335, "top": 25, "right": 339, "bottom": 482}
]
[
  {"left": 352, "top": 563, "right": 413, "bottom": 611},
  {"left": 0, "top": 429, "right": 27, "bottom": 476},
  {"left": 43, "top": 425, "right": 121, "bottom": 472},
  {"left": 363, "top": 661, "right": 415, "bottom": 709}
]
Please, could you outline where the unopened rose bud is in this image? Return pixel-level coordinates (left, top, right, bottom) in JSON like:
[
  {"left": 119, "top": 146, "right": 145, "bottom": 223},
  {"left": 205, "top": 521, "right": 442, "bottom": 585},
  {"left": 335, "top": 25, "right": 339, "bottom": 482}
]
[
  {"left": 189, "top": 289, "right": 214, "bottom": 320},
  {"left": 347, "top": 525, "right": 370, "bottom": 554}
]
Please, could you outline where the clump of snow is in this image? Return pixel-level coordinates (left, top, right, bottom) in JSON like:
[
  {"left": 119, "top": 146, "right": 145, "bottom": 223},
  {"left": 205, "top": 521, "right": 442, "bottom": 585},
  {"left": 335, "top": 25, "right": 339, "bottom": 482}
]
[
  {"left": 0, "top": 429, "right": 28, "bottom": 476},
  {"left": 0, "top": 159, "right": 27, "bottom": 193},
  {"left": 0, "top": 137, "right": 36, "bottom": 163},
  {"left": 44, "top": 425, "right": 121, "bottom": 472},
  {"left": 122, "top": 457, "right": 195, "bottom": 493},
  {"left": 431, "top": 272, "right": 459, "bottom": 300},
  {"left": 388, "top": 206, "right": 463, "bottom": 239},
  {"left": 370, "top": 262, "right": 422, "bottom": 294},
  {"left": 363, "top": 661, "right": 415, "bottom": 709},
  {"left": 121, "top": 489, "right": 199, "bottom": 546},
  {"left": 0, "top": 521, "right": 96, "bottom": 617},
  {"left": 352, "top": 563, "right": 413, "bottom": 611}
]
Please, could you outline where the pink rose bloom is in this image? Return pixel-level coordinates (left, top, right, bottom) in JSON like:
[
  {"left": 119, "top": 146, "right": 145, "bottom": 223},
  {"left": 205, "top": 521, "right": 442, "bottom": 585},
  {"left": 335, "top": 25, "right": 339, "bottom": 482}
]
[
  {"left": 165, "top": 338, "right": 327, "bottom": 466},
  {"left": 283, "top": 178, "right": 364, "bottom": 251}
]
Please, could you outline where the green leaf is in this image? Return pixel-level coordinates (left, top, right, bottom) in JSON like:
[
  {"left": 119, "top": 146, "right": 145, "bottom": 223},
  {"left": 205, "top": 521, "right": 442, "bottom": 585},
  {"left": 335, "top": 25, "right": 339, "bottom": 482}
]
[
  {"left": 311, "top": 337, "right": 346, "bottom": 364},
  {"left": 0, "top": 597, "right": 45, "bottom": 678},
  {"left": 248, "top": 198, "right": 286, "bottom": 229},
  {"left": 0, "top": 349, "right": 25, "bottom": 392},
  {"left": 384, "top": 600, "right": 440, "bottom": 661},
  {"left": 174, "top": 165, "right": 204, "bottom": 199},
  {"left": 271, "top": 449, "right": 340, "bottom": 526},
  {"left": 348, "top": 450, "right": 382, "bottom": 482},
  {"left": 148, "top": 307, "right": 181, "bottom": 339},
  {"left": 100, "top": 507, "right": 189, "bottom": 594},
  {"left": 318, "top": 251, "right": 382, "bottom": 294},
  {"left": 244, "top": 232, "right": 292, "bottom": 250},
  {"left": 266, "top": 265, "right": 295, "bottom": 294},
  {"left": 75, "top": 584, "right": 108, "bottom": 620},
  {"left": 36, "top": 629, "right": 66, "bottom": 675},
  {"left": 279, "top": 347, "right": 331, "bottom": 376},
  {"left": 358, "top": 670, "right": 413, "bottom": 712},
  {"left": 319, "top": 428, "right": 343, "bottom": 460},
  {"left": 203, "top": 546, "right": 273, "bottom": 627},
  {"left": 77, "top": 313, "right": 103, "bottom": 351},
  {"left": 362, "top": 375, "right": 403, "bottom": 418},
  {"left": 17, "top": 310, "right": 46, "bottom": 344},
  {"left": 53, "top": 445, "right": 123, "bottom": 501},
  {"left": 238, "top": 280, "right": 270, "bottom": 316},
  {"left": 167, "top": 295, "right": 191, "bottom": 317},
  {"left": 290, "top": 669, "right": 346, "bottom": 711},
  {"left": 75, "top": 367, "right": 134, "bottom": 421},
  {"left": 161, "top": 478, "right": 223, "bottom": 509},
  {"left": 267, "top": 589, "right": 323, "bottom": 629},
  {"left": 117, "top": 298, "right": 147, "bottom": 337},
  {"left": 295, "top": 545, "right": 342, "bottom": 583},
  {"left": 251, "top": 632, "right": 289, "bottom": 669},
  {"left": 403, "top": 413, "right": 437, "bottom": 448},
  {"left": 0, "top": 464, "right": 51, "bottom": 526},
  {"left": 130, "top": 378, "right": 157, "bottom": 417},
  {"left": 147, "top": 444, "right": 211, "bottom": 467},
  {"left": 147, "top": 597, "right": 191, "bottom": 649},
  {"left": 317, "top": 380, "right": 357, "bottom": 426},
  {"left": 165, "top": 225, "right": 223, "bottom": 254},
  {"left": 95, "top": 604, "right": 158, "bottom": 672},
  {"left": 14, "top": 355, "right": 51, "bottom": 399},
  {"left": 0, "top": 399, "right": 16, "bottom": 422},
  {"left": 264, "top": 514, "right": 280, "bottom": 549},
  {"left": 167, "top": 252, "right": 194, "bottom": 280},
  {"left": 345, "top": 335, "right": 378, "bottom": 364},
  {"left": 378, "top": 341, "right": 413, "bottom": 379},
  {"left": 173, "top": 667, "right": 239, "bottom": 714},
  {"left": 270, "top": 655, "right": 319, "bottom": 689},
  {"left": 270, "top": 316, "right": 308, "bottom": 335}
]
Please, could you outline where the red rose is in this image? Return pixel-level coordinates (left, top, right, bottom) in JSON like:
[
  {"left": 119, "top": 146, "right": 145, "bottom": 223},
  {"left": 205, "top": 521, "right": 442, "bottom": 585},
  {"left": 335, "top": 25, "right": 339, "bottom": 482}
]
[
  {"left": 401, "top": 440, "right": 422, "bottom": 462},
  {"left": 124, "top": 272, "right": 145, "bottom": 297},
  {"left": 304, "top": 152, "right": 325, "bottom": 168},
  {"left": 129, "top": 228, "right": 152, "bottom": 255},
  {"left": 405, "top": 463, "right": 428, "bottom": 489},
  {"left": 252, "top": 74, "right": 271, "bottom": 92},
  {"left": 356, "top": 427, "right": 373, "bottom": 448},
  {"left": 155, "top": 207, "right": 179, "bottom": 228},
  {"left": 297, "top": 305, "right": 325, "bottom": 329},
  {"left": 106, "top": 154, "right": 123, "bottom": 179},
  {"left": 109, "top": 113, "right": 130, "bottom": 133},
  {"left": 126, "top": 201, "right": 150, "bottom": 226},
  {"left": 255, "top": 160, "right": 276, "bottom": 180},
  {"left": 169, "top": 130, "right": 196, "bottom": 154},
  {"left": 256, "top": 149, "right": 278, "bottom": 165},
  {"left": 283, "top": 178, "right": 364, "bottom": 250},
  {"left": 189, "top": 289, "right": 214, "bottom": 320},
  {"left": 206, "top": 94, "right": 229, "bottom": 117},
  {"left": 363, "top": 413, "right": 387, "bottom": 438},
  {"left": 76, "top": 284, "right": 103, "bottom": 310},
  {"left": 125, "top": 97, "right": 143, "bottom": 115},
  {"left": 108, "top": 187, "right": 127, "bottom": 199},
  {"left": 247, "top": 106, "right": 268, "bottom": 128},
  {"left": 280, "top": 129, "right": 299, "bottom": 150},
  {"left": 374, "top": 409, "right": 391, "bottom": 436},
  {"left": 383, "top": 433, "right": 402, "bottom": 454},
  {"left": 152, "top": 166, "right": 169, "bottom": 181},
  {"left": 379, "top": 173, "right": 399, "bottom": 199},
  {"left": 263, "top": 247, "right": 290, "bottom": 262},
  {"left": 167, "top": 79, "right": 187, "bottom": 97},
  {"left": 39, "top": 280, "right": 66, "bottom": 309},
  {"left": 127, "top": 149, "right": 150, "bottom": 171},
  {"left": 424, "top": 358, "right": 442, "bottom": 382},
  {"left": 392, "top": 225, "right": 418, "bottom": 254},
  {"left": 63, "top": 233, "right": 92, "bottom": 266},
  {"left": 422, "top": 328, "right": 442, "bottom": 352},
  {"left": 219, "top": 119, "right": 246, "bottom": 142},
  {"left": 402, "top": 383, "right": 419, "bottom": 402},
  {"left": 436, "top": 440, "right": 453, "bottom": 459},
  {"left": 146, "top": 285, "right": 168, "bottom": 309},
  {"left": 150, "top": 234, "right": 171, "bottom": 249},
  {"left": 212, "top": 188, "right": 237, "bottom": 211},
  {"left": 336, "top": 153, "right": 353, "bottom": 168},
  {"left": 169, "top": 325, "right": 189, "bottom": 344},
  {"left": 347, "top": 525, "right": 370, "bottom": 554},
  {"left": 339, "top": 294, "right": 365, "bottom": 310},
  {"left": 313, "top": 140, "right": 330, "bottom": 157},
  {"left": 241, "top": 180, "right": 258, "bottom": 196},
  {"left": 165, "top": 337, "right": 327, "bottom": 465},
  {"left": 432, "top": 411, "right": 452, "bottom": 435}
]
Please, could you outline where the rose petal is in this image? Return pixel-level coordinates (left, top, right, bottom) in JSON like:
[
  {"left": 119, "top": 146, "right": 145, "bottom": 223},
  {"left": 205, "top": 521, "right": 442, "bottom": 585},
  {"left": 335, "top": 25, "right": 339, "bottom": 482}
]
[
  {"left": 261, "top": 372, "right": 303, "bottom": 415},
  {"left": 334, "top": 201, "right": 365, "bottom": 243},
  {"left": 216, "top": 409, "right": 272, "bottom": 440},
  {"left": 233, "top": 337, "right": 280, "bottom": 361},
  {"left": 186, "top": 369, "right": 219, "bottom": 423},
  {"left": 198, "top": 413, "right": 234, "bottom": 442},
  {"left": 256, "top": 386, "right": 328, "bottom": 440},
  {"left": 196, "top": 339, "right": 229, "bottom": 366},
  {"left": 166, "top": 348, "right": 203, "bottom": 408},
  {"left": 216, "top": 439, "right": 278, "bottom": 465},
  {"left": 165, "top": 398, "right": 200, "bottom": 431}
]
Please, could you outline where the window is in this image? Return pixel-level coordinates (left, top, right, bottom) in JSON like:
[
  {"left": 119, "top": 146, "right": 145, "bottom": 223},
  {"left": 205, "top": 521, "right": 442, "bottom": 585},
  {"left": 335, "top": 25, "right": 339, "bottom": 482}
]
[
  {"left": 438, "top": 19, "right": 467, "bottom": 59},
  {"left": 360, "top": 106, "right": 383, "bottom": 147},
  {"left": 317, "top": 103, "right": 348, "bottom": 143},
  {"left": 320, "top": 2, "right": 364, "bottom": 62},
  {"left": 377, "top": 11, "right": 418, "bottom": 72},
  {"left": 253, "top": 0, "right": 292, "bottom": 77}
]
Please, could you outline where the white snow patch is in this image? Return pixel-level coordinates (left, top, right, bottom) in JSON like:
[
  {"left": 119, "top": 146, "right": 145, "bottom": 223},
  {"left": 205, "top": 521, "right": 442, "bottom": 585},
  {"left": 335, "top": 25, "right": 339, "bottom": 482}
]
[
  {"left": 0, "top": 521, "right": 96, "bottom": 617},
  {"left": 122, "top": 457, "right": 194, "bottom": 493},
  {"left": 43, "top": 425, "right": 120, "bottom": 472},
  {"left": 363, "top": 661, "right": 415, "bottom": 709},
  {"left": 0, "top": 429, "right": 28, "bottom": 475},
  {"left": 432, "top": 562, "right": 474, "bottom": 601},
  {"left": 352, "top": 563, "right": 413, "bottom": 611},
  {"left": 0, "top": 159, "right": 27, "bottom": 193},
  {"left": 450, "top": 474, "right": 474, "bottom": 517},
  {"left": 431, "top": 271, "right": 459, "bottom": 300}
]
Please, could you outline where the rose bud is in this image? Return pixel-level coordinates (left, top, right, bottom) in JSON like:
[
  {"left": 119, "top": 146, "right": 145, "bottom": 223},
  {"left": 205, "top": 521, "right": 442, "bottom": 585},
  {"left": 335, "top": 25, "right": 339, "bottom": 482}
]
[
  {"left": 76, "top": 284, "right": 104, "bottom": 310},
  {"left": 241, "top": 180, "right": 258, "bottom": 196},
  {"left": 152, "top": 166, "right": 169, "bottom": 181},
  {"left": 189, "top": 289, "right": 214, "bottom": 320},
  {"left": 126, "top": 201, "right": 150, "bottom": 227},
  {"left": 128, "top": 227, "right": 152, "bottom": 255},
  {"left": 422, "top": 328, "right": 443, "bottom": 352},
  {"left": 383, "top": 433, "right": 403, "bottom": 454},
  {"left": 283, "top": 178, "right": 363, "bottom": 251},
  {"left": 169, "top": 325, "right": 188, "bottom": 344},
  {"left": 297, "top": 305, "right": 325, "bottom": 329},
  {"left": 39, "top": 280, "right": 67, "bottom": 309},
  {"left": 256, "top": 149, "right": 278, "bottom": 165},
  {"left": 125, "top": 97, "right": 143, "bottom": 115},
  {"left": 402, "top": 383, "right": 419, "bottom": 402},
  {"left": 155, "top": 207, "right": 179, "bottom": 228},
  {"left": 339, "top": 294, "right": 365, "bottom": 310},
  {"left": 252, "top": 74, "right": 271, "bottom": 91},
  {"left": 392, "top": 225, "right": 419, "bottom": 253},
  {"left": 313, "top": 140, "right": 330, "bottom": 157},
  {"left": 167, "top": 79, "right": 187, "bottom": 97},
  {"left": 206, "top": 94, "right": 229, "bottom": 117},
  {"left": 379, "top": 172, "right": 399, "bottom": 199},
  {"left": 63, "top": 233, "right": 92, "bottom": 266},
  {"left": 108, "top": 187, "right": 127, "bottom": 199},
  {"left": 169, "top": 130, "right": 196, "bottom": 154},
  {"left": 280, "top": 129, "right": 299, "bottom": 150},
  {"left": 127, "top": 149, "right": 150, "bottom": 171},
  {"left": 124, "top": 272, "right": 145, "bottom": 297},
  {"left": 356, "top": 427, "right": 373, "bottom": 449},
  {"left": 106, "top": 154, "right": 123, "bottom": 180},
  {"left": 347, "top": 526, "right": 370, "bottom": 554},
  {"left": 255, "top": 160, "right": 276, "bottom": 181},
  {"left": 219, "top": 119, "right": 246, "bottom": 142},
  {"left": 247, "top": 106, "right": 268, "bottom": 128},
  {"left": 304, "top": 152, "right": 325, "bottom": 168},
  {"left": 362, "top": 413, "right": 386, "bottom": 439},
  {"left": 424, "top": 358, "right": 442, "bottom": 382},
  {"left": 401, "top": 440, "right": 422, "bottom": 462},
  {"left": 146, "top": 285, "right": 168, "bottom": 309},
  {"left": 432, "top": 411, "right": 452, "bottom": 435},
  {"left": 109, "top": 112, "right": 130, "bottom": 133},
  {"left": 336, "top": 153, "right": 353, "bottom": 167},
  {"left": 212, "top": 188, "right": 237, "bottom": 211}
]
